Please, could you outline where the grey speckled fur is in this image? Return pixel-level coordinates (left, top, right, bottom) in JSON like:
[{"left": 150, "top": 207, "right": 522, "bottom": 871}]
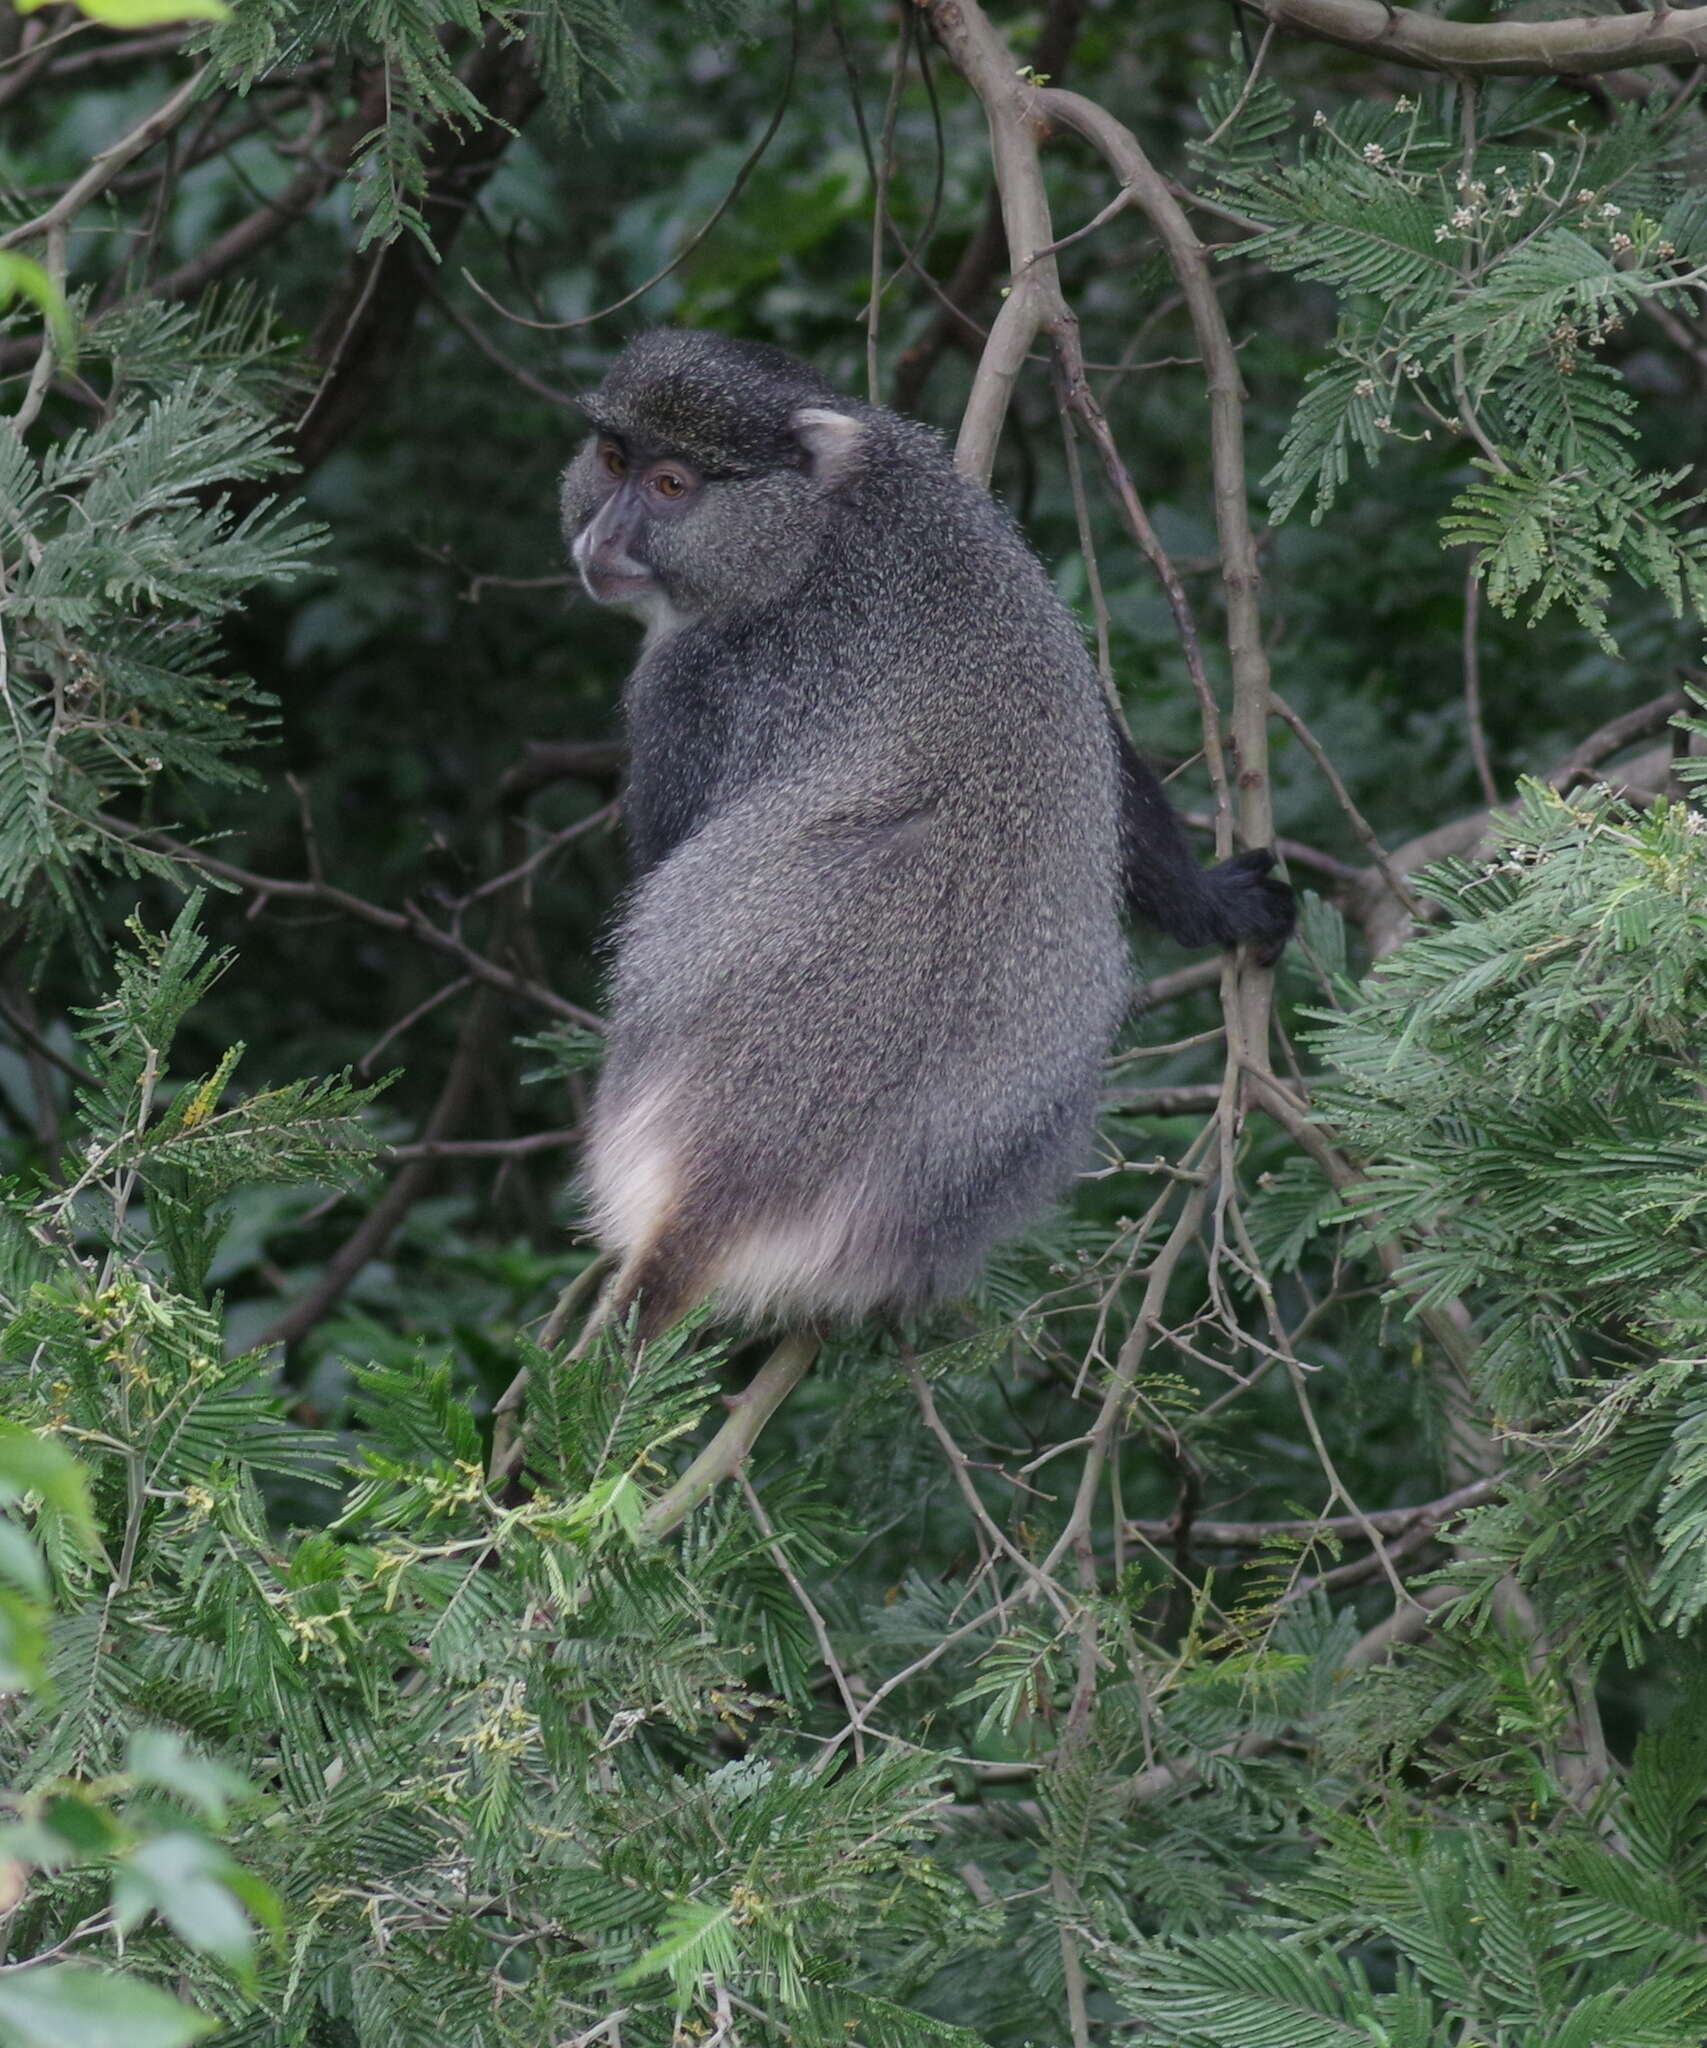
[{"left": 561, "top": 330, "right": 1131, "bottom": 1334}]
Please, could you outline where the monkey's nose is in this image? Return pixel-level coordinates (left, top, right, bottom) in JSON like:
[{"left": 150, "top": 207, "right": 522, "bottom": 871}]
[{"left": 571, "top": 523, "right": 653, "bottom": 601}]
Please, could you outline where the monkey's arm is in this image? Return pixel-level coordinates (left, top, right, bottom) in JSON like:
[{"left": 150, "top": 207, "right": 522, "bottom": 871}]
[{"left": 1109, "top": 714, "right": 1295, "bottom": 965}]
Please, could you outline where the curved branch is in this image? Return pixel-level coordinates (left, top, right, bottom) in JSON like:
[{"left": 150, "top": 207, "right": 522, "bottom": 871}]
[
  {"left": 920, "top": 0, "right": 1280, "bottom": 904},
  {"left": 149, "top": 95, "right": 380, "bottom": 303},
  {"left": 1345, "top": 736, "right": 1678, "bottom": 955},
  {"left": 1038, "top": 88, "right": 1273, "bottom": 856},
  {"left": 0, "top": 67, "right": 208, "bottom": 252},
  {"left": 1547, "top": 688, "right": 1690, "bottom": 794},
  {"left": 915, "top": 3, "right": 1060, "bottom": 483},
  {"left": 1241, "top": 0, "right": 1707, "bottom": 76},
  {"left": 461, "top": 0, "right": 801, "bottom": 339},
  {"left": 1033, "top": 82, "right": 1281, "bottom": 1086}
]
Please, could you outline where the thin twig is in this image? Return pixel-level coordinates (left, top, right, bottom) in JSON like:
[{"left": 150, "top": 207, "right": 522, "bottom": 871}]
[
  {"left": 1051, "top": 1867, "right": 1093, "bottom": 2048},
  {"left": 1124, "top": 1475, "right": 1499, "bottom": 1548},
  {"left": 1132, "top": 959, "right": 1224, "bottom": 1010},
  {"left": 11, "top": 224, "right": 66, "bottom": 436},
  {"left": 93, "top": 812, "right": 601, "bottom": 1030},
  {"left": 256, "top": 989, "right": 501, "bottom": 1351},
  {"left": 1462, "top": 561, "right": 1499, "bottom": 805},
  {"left": 1267, "top": 690, "right": 1425, "bottom": 917},
  {"left": 419, "top": 264, "right": 582, "bottom": 411},
  {"left": 864, "top": 10, "right": 910, "bottom": 403},
  {"left": 905, "top": 1359, "right": 1075, "bottom": 1622},
  {"left": 382, "top": 1128, "right": 579, "bottom": 1162},
  {"left": 1202, "top": 23, "right": 1278, "bottom": 150},
  {"left": 1044, "top": 1171, "right": 1216, "bottom": 1581},
  {"left": 358, "top": 974, "right": 472, "bottom": 1076},
  {"left": 0, "top": 990, "right": 93, "bottom": 1091},
  {"left": 1052, "top": 322, "right": 1234, "bottom": 846},
  {"left": 1055, "top": 386, "right": 1113, "bottom": 687},
  {"left": 741, "top": 1472, "right": 866, "bottom": 1760},
  {"left": 487, "top": 1254, "right": 614, "bottom": 1486},
  {"left": 462, "top": 0, "right": 800, "bottom": 335},
  {"left": 453, "top": 801, "right": 618, "bottom": 909}
]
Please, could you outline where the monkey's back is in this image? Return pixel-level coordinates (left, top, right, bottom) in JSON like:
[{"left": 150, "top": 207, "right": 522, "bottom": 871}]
[{"left": 587, "top": 417, "right": 1128, "bottom": 1326}]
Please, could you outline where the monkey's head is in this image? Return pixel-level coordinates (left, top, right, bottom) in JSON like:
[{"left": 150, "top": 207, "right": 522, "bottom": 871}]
[{"left": 560, "top": 329, "right": 868, "bottom": 620}]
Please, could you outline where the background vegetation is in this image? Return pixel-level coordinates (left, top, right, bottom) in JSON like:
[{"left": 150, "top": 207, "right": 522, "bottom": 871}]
[{"left": 2, "top": 1, "right": 1707, "bottom": 2042}]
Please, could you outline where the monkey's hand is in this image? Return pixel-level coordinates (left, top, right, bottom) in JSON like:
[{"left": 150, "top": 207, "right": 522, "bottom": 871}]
[{"left": 1202, "top": 849, "right": 1296, "bottom": 966}]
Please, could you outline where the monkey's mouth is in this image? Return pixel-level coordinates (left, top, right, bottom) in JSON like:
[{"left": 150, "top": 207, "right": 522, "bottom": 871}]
[{"left": 582, "top": 563, "right": 658, "bottom": 605}]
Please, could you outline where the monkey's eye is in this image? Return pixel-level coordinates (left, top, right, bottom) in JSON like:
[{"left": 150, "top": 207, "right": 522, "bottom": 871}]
[
  {"left": 600, "top": 444, "right": 626, "bottom": 478},
  {"left": 651, "top": 471, "right": 687, "bottom": 500}
]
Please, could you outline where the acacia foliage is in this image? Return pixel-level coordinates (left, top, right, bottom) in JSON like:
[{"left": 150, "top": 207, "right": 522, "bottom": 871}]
[{"left": 6, "top": 797, "right": 1707, "bottom": 2045}]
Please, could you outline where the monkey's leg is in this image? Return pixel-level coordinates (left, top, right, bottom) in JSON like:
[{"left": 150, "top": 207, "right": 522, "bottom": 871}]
[
  {"left": 610, "top": 1221, "right": 722, "bottom": 1346},
  {"left": 638, "top": 1328, "right": 819, "bottom": 1539}
]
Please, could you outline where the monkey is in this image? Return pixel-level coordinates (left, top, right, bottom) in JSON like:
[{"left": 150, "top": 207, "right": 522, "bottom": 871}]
[{"left": 558, "top": 329, "right": 1293, "bottom": 1342}]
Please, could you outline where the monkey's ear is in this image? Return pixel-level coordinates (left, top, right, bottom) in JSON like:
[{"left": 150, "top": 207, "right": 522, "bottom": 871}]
[{"left": 791, "top": 406, "right": 867, "bottom": 489}]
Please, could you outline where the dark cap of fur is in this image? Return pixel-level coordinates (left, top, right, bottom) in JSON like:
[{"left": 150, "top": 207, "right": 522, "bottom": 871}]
[{"left": 580, "top": 329, "right": 843, "bottom": 477}]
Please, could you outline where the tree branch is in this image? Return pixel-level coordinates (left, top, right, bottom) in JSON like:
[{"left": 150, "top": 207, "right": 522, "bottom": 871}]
[
  {"left": 1125, "top": 1474, "right": 1498, "bottom": 1548},
  {"left": 1547, "top": 688, "right": 1690, "bottom": 794},
  {"left": 148, "top": 88, "right": 384, "bottom": 303},
  {"left": 1241, "top": 0, "right": 1707, "bottom": 76},
  {"left": 496, "top": 740, "right": 626, "bottom": 807},
  {"left": 1347, "top": 736, "right": 1678, "bottom": 955},
  {"left": 380, "top": 1128, "right": 579, "bottom": 1163},
  {"left": 891, "top": 0, "right": 1088, "bottom": 412}
]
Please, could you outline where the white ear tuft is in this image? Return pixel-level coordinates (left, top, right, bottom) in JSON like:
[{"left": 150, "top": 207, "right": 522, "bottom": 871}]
[{"left": 791, "top": 405, "right": 867, "bottom": 488}]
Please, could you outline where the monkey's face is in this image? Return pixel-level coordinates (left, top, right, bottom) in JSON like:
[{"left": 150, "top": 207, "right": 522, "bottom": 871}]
[
  {"left": 562, "top": 435, "right": 704, "bottom": 612},
  {"left": 560, "top": 422, "right": 857, "bottom": 622}
]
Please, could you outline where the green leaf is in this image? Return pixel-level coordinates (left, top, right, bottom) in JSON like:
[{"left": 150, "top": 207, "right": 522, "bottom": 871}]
[
  {"left": 112, "top": 1833, "right": 269, "bottom": 1974},
  {"left": 1113, "top": 1931, "right": 1398, "bottom": 2046},
  {"left": 0, "top": 1427, "right": 96, "bottom": 1554},
  {"left": 0, "top": 1966, "right": 216, "bottom": 2048},
  {"left": 0, "top": 1519, "right": 47, "bottom": 1599},
  {"left": 1265, "top": 356, "right": 1386, "bottom": 524},
  {"left": 0, "top": 1586, "right": 48, "bottom": 1693},
  {"left": 39, "top": 1793, "right": 122, "bottom": 1858},
  {"left": 0, "top": 256, "right": 76, "bottom": 368},
  {"left": 125, "top": 1728, "right": 251, "bottom": 1827},
  {"left": 16, "top": 0, "right": 228, "bottom": 20}
]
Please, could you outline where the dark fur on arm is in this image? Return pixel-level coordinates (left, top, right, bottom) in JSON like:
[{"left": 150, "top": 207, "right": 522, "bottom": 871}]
[{"left": 1109, "top": 712, "right": 1295, "bottom": 965}]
